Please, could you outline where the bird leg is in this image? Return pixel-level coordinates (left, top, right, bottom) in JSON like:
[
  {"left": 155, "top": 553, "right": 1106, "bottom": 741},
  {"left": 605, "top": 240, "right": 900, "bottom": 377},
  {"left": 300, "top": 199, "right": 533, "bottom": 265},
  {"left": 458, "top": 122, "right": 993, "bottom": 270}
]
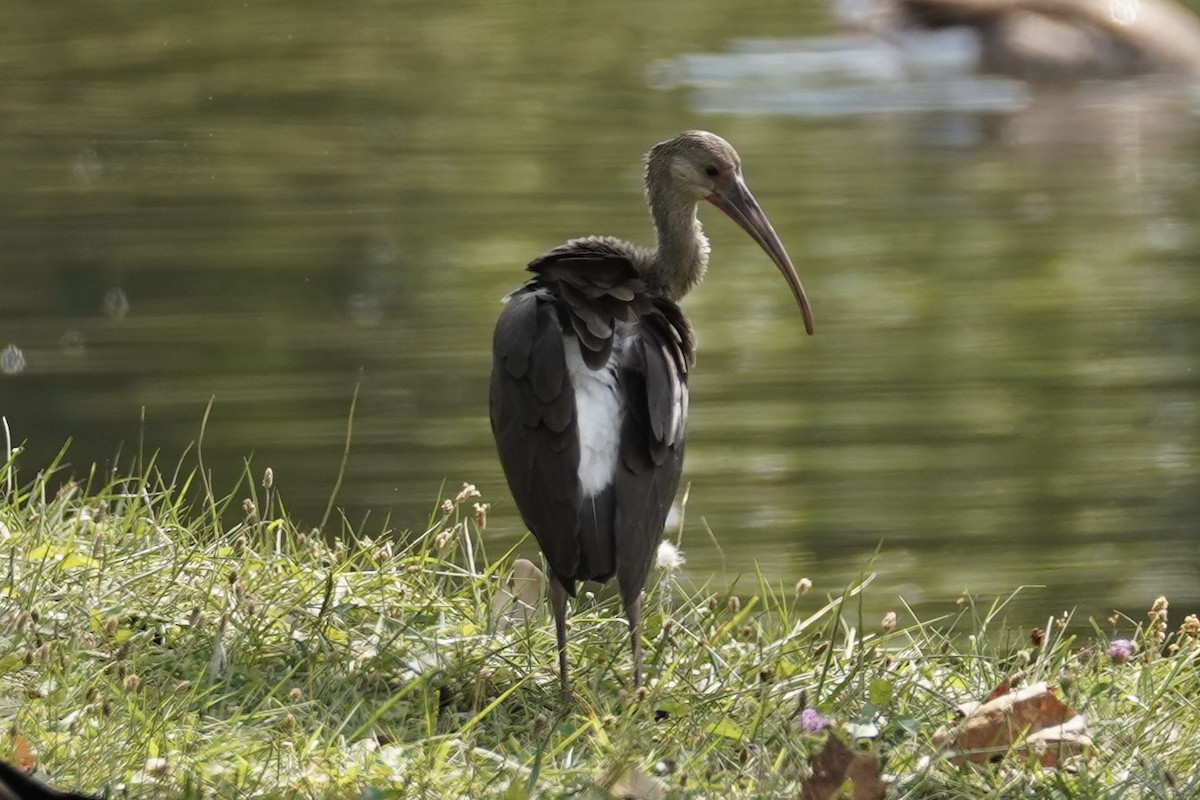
[
  {"left": 549, "top": 575, "right": 571, "bottom": 702},
  {"left": 626, "top": 592, "right": 643, "bottom": 690}
]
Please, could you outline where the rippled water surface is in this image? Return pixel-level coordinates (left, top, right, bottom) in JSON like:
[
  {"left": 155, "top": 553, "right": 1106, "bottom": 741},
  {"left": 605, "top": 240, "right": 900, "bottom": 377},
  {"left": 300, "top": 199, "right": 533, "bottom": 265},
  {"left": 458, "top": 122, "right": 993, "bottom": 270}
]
[{"left": 3, "top": 0, "right": 1200, "bottom": 626}]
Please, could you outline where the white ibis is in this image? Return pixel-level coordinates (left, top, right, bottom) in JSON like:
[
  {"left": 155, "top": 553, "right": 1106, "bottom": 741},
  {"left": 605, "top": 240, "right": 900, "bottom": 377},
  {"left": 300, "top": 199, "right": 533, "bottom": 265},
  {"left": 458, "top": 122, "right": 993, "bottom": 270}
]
[{"left": 490, "top": 131, "right": 813, "bottom": 698}]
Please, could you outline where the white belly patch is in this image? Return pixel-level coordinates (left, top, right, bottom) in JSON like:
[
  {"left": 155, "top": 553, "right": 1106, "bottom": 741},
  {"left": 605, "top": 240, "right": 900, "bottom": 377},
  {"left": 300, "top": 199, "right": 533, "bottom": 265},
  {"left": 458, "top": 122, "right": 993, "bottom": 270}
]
[{"left": 563, "top": 336, "right": 624, "bottom": 497}]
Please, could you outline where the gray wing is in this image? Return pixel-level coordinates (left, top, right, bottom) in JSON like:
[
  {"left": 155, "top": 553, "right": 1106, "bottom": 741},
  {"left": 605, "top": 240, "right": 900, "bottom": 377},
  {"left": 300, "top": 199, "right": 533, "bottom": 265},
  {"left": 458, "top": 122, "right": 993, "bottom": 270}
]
[
  {"left": 489, "top": 286, "right": 583, "bottom": 586},
  {"left": 612, "top": 298, "right": 695, "bottom": 606}
]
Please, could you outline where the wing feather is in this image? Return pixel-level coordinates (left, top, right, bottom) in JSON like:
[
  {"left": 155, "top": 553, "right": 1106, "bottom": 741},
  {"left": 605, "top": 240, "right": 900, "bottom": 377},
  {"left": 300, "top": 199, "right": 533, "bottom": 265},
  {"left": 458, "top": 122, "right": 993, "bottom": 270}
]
[
  {"left": 491, "top": 286, "right": 582, "bottom": 586},
  {"left": 611, "top": 301, "right": 695, "bottom": 605}
]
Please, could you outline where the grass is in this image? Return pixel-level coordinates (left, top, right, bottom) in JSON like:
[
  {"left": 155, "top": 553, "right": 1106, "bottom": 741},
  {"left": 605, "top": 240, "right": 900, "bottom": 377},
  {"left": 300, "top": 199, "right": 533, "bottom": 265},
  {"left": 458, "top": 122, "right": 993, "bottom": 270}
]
[{"left": 1, "top": 445, "right": 1198, "bottom": 799}]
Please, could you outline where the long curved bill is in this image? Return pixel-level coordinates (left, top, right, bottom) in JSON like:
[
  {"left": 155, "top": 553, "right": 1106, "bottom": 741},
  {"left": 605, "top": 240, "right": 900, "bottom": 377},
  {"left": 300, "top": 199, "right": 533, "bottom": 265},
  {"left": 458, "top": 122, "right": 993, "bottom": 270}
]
[{"left": 707, "top": 176, "right": 814, "bottom": 335}]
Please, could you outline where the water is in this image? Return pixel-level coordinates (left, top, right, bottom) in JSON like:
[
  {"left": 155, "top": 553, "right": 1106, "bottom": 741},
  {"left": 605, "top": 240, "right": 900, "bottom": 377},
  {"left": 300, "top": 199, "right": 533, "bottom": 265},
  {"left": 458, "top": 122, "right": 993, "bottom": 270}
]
[{"left": 2, "top": 0, "right": 1199, "bottom": 629}]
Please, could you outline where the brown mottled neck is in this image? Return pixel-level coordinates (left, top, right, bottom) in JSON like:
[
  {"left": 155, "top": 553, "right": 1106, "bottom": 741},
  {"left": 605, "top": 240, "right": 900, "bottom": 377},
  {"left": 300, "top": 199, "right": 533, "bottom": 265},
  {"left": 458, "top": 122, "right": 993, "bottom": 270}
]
[{"left": 642, "top": 158, "right": 710, "bottom": 303}]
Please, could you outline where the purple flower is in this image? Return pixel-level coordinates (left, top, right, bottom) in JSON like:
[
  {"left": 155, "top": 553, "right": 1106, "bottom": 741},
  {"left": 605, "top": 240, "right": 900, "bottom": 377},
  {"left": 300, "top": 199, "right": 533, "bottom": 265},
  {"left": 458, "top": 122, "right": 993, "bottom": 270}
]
[
  {"left": 799, "top": 708, "right": 828, "bottom": 733},
  {"left": 1106, "top": 639, "right": 1134, "bottom": 664}
]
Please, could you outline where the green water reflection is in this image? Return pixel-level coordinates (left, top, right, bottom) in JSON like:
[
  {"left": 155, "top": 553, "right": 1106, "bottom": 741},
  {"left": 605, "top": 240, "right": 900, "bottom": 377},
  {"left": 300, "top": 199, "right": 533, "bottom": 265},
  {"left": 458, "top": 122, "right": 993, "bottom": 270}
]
[{"left": 2, "top": 0, "right": 1199, "bottom": 627}]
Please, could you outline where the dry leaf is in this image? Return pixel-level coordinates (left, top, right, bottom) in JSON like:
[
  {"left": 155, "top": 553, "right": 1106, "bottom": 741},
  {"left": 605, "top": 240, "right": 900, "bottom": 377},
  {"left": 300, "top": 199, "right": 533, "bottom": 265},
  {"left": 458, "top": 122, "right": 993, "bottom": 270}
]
[
  {"left": 934, "top": 681, "right": 1089, "bottom": 765},
  {"left": 982, "top": 677, "right": 1012, "bottom": 704},
  {"left": 490, "top": 558, "right": 543, "bottom": 630},
  {"left": 8, "top": 735, "right": 35, "bottom": 771},
  {"left": 801, "top": 731, "right": 886, "bottom": 800},
  {"left": 1026, "top": 714, "right": 1092, "bottom": 767}
]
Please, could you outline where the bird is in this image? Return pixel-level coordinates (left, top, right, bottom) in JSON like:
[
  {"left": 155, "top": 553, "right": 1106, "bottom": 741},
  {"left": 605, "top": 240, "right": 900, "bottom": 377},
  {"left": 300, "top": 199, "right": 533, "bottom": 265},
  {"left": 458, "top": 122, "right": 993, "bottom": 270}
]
[
  {"left": 860, "top": 0, "right": 1200, "bottom": 79},
  {"left": 489, "top": 131, "right": 813, "bottom": 699}
]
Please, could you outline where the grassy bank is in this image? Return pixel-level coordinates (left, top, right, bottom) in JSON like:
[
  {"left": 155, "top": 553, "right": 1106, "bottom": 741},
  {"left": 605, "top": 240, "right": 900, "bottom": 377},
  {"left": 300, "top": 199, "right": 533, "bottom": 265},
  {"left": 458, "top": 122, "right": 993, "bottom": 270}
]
[{"left": 0, "top": 449, "right": 1196, "bottom": 799}]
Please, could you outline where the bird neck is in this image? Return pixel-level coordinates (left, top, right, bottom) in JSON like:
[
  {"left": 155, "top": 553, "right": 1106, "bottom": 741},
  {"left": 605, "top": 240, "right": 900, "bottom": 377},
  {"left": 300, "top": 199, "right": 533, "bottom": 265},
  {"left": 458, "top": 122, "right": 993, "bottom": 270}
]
[{"left": 645, "top": 194, "right": 710, "bottom": 302}]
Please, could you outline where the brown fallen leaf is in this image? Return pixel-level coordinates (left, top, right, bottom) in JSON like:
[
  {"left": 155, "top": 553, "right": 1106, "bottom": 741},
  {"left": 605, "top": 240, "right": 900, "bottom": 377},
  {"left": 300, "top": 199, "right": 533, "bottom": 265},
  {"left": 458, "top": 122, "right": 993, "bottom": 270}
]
[
  {"left": 981, "top": 677, "right": 1012, "bottom": 704},
  {"left": 1026, "top": 714, "right": 1092, "bottom": 767},
  {"left": 489, "top": 558, "right": 543, "bottom": 630},
  {"left": 934, "top": 681, "right": 1088, "bottom": 766},
  {"left": 7, "top": 735, "right": 35, "bottom": 773},
  {"left": 801, "top": 732, "right": 886, "bottom": 800}
]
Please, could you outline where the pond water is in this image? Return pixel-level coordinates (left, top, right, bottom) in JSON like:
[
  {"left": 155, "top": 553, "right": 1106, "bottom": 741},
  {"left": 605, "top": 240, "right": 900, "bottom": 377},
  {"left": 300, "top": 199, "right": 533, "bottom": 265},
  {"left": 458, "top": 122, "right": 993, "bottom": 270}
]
[{"left": 2, "top": 0, "right": 1199, "bottom": 629}]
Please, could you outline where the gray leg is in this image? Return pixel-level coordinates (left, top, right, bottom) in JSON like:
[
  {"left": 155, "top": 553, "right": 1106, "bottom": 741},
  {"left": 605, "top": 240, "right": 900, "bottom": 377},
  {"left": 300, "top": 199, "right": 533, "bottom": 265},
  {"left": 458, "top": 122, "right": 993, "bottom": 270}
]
[
  {"left": 549, "top": 575, "right": 571, "bottom": 702},
  {"left": 626, "top": 592, "right": 643, "bottom": 689}
]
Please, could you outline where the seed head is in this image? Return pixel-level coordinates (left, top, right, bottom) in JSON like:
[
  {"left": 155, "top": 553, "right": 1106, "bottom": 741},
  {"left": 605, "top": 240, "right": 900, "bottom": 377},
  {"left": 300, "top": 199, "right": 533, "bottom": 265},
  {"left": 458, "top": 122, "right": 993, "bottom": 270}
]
[
  {"left": 881, "top": 611, "right": 897, "bottom": 632},
  {"left": 1148, "top": 596, "right": 1169, "bottom": 647},
  {"left": 262, "top": 467, "right": 274, "bottom": 489},
  {"left": 655, "top": 540, "right": 686, "bottom": 573},
  {"left": 454, "top": 483, "right": 481, "bottom": 504},
  {"left": 794, "top": 578, "right": 812, "bottom": 595}
]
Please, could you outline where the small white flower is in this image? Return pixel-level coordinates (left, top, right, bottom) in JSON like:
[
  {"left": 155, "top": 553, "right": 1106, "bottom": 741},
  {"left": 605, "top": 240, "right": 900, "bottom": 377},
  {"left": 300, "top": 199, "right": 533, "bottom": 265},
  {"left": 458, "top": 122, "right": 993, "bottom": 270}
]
[{"left": 656, "top": 541, "right": 686, "bottom": 573}]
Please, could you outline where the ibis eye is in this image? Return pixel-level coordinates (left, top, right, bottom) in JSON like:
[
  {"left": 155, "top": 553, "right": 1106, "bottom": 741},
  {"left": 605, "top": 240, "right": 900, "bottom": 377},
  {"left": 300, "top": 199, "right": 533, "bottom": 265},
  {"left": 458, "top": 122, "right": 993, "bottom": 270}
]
[{"left": 704, "top": 165, "right": 719, "bottom": 178}]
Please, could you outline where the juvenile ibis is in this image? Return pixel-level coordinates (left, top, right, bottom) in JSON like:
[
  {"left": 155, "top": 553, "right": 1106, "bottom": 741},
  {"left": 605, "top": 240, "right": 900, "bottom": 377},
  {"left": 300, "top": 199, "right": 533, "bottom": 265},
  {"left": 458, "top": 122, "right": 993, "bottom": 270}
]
[{"left": 490, "top": 131, "right": 813, "bottom": 698}]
